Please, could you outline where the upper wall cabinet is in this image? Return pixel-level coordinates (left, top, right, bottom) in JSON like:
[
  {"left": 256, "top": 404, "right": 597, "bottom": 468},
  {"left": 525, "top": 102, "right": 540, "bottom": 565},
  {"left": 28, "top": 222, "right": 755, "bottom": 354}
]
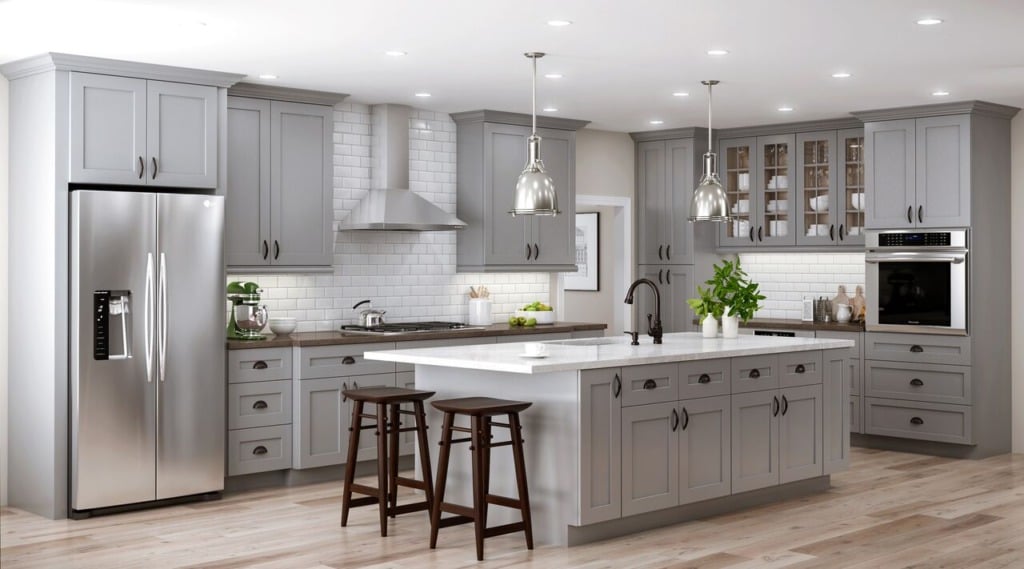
[
  {"left": 70, "top": 73, "right": 218, "bottom": 188},
  {"left": 226, "top": 85, "right": 346, "bottom": 270},
  {"left": 452, "top": 110, "right": 590, "bottom": 273},
  {"left": 795, "top": 129, "right": 866, "bottom": 246},
  {"left": 631, "top": 131, "right": 707, "bottom": 265},
  {"left": 718, "top": 134, "right": 796, "bottom": 247}
]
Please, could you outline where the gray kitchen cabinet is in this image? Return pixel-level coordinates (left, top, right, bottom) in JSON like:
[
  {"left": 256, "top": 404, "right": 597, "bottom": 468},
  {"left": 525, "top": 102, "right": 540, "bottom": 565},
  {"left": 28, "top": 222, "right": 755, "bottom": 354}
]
[
  {"left": 226, "top": 96, "right": 334, "bottom": 269},
  {"left": 350, "top": 373, "right": 399, "bottom": 462},
  {"left": 70, "top": 73, "right": 217, "bottom": 188},
  {"left": 837, "top": 129, "right": 867, "bottom": 245},
  {"left": 452, "top": 110, "right": 589, "bottom": 272},
  {"left": 778, "top": 384, "right": 823, "bottom": 484},
  {"left": 678, "top": 395, "right": 731, "bottom": 504},
  {"left": 227, "top": 346, "right": 295, "bottom": 476},
  {"left": 621, "top": 401, "right": 679, "bottom": 516},
  {"left": 731, "top": 389, "right": 779, "bottom": 493},
  {"left": 620, "top": 363, "right": 678, "bottom": 407},
  {"left": 863, "top": 115, "right": 970, "bottom": 229},
  {"left": 718, "top": 134, "right": 796, "bottom": 246},
  {"left": 822, "top": 350, "right": 851, "bottom": 473},
  {"left": 636, "top": 138, "right": 697, "bottom": 265},
  {"left": 795, "top": 131, "right": 839, "bottom": 246},
  {"left": 636, "top": 265, "right": 695, "bottom": 333},
  {"left": 578, "top": 368, "right": 622, "bottom": 525},
  {"left": 719, "top": 137, "right": 757, "bottom": 246},
  {"left": 293, "top": 376, "right": 348, "bottom": 469},
  {"left": 816, "top": 331, "right": 863, "bottom": 435}
]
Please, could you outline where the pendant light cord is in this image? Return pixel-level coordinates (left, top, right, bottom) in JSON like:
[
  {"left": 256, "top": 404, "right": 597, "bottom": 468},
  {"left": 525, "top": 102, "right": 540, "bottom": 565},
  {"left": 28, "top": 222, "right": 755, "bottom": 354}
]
[
  {"left": 707, "top": 82, "right": 713, "bottom": 151},
  {"left": 531, "top": 55, "right": 537, "bottom": 136}
]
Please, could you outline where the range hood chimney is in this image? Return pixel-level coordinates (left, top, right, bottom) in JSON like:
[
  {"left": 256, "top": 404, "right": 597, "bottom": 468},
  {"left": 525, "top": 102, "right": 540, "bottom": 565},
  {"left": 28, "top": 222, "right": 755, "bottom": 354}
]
[{"left": 338, "top": 104, "right": 467, "bottom": 231}]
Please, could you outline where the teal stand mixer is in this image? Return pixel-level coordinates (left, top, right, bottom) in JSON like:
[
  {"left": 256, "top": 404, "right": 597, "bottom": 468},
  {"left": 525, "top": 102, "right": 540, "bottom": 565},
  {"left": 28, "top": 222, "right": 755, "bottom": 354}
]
[{"left": 227, "top": 281, "right": 268, "bottom": 340}]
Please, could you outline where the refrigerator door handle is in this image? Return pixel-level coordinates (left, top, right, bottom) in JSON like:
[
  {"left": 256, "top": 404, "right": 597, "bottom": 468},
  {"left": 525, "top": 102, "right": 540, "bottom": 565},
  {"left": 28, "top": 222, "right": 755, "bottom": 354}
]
[
  {"left": 144, "top": 252, "right": 154, "bottom": 382},
  {"left": 159, "top": 252, "right": 168, "bottom": 382}
]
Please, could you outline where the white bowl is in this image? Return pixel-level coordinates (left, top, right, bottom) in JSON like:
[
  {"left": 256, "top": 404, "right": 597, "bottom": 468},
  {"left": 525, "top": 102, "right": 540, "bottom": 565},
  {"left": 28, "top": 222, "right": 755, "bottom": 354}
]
[
  {"left": 851, "top": 192, "right": 865, "bottom": 211},
  {"left": 809, "top": 195, "right": 829, "bottom": 212},
  {"left": 269, "top": 317, "right": 297, "bottom": 335},
  {"left": 515, "top": 310, "right": 555, "bottom": 325}
]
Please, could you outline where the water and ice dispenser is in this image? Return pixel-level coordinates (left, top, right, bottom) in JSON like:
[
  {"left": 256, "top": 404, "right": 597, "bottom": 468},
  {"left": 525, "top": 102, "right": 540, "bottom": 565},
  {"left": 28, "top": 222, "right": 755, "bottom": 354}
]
[{"left": 93, "top": 290, "right": 132, "bottom": 360}]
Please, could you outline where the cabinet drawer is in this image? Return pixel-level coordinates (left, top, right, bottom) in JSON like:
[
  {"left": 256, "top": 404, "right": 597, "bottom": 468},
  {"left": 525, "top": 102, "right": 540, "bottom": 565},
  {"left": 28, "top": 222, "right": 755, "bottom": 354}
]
[
  {"left": 621, "top": 364, "right": 678, "bottom": 407},
  {"left": 228, "top": 424, "right": 293, "bottom": 475},
  {"left": 864, "top": 397, "right": 972, "bottom": 445},
  {"left": 865, "top": 361, "right": 971, "bottom": 405},
  {"left": 394, "top": 337, "right": 495, "bottom": 372},
  {"left": 228, "top": 380, "right": 292, "bottom": 430},
  {"left": 730, "top": 355, "right": 780, "bottom": 393},
  {"left": 779, "top": 351, "right": 823, "bottom": 387},
  {"left": 677, "top": 359, "right": 730, "bottom": 399},
  {"left": 297, "top": 343, "right": 396, "bottom": 379},
  {"left": 864, "top": 332, "right": 971, "bottom": 366},
  {"left": 815, "top": 331, "right": 861, "bottom": 360},
  {"left": 228, "top": 347, "right": 292, "bottom": 383}
]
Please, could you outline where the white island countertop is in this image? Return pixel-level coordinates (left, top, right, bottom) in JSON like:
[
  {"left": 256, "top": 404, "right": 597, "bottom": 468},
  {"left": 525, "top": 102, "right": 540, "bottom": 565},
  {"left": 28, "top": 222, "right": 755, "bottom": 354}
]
[{"left": 364, "top": 332, "right": 854, "bottom": 374}]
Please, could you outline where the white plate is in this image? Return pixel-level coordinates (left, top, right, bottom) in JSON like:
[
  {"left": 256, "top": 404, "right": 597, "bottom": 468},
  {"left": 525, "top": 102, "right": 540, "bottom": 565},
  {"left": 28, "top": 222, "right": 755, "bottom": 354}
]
[{"left": 519, "top": 353, "right": 548, "bottom": 359}]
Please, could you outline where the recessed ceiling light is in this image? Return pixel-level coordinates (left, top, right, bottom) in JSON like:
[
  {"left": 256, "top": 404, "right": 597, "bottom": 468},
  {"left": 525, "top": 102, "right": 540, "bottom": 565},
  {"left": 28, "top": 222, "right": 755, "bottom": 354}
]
[
  {"left": 649, "top": 120, "right": 664, "bottom": 125},
  {"left": 258, "top": 73, "right": 278, "bottom": 80},
  {"left": 672, "top": 92, "right": 690, "bottom": 97},
  {"left": 547, "top": 19, "right": 572, "bottom": 26},
  {"left": 414, "top": 92, "right": 432, "bottom": 98},
  {"left": 832, "top": 72, "right": 852, "bottom": 78},
  {"left": 544, "top": 73, "right": 563, "bottom": 79},
  {"left": 916, "top": 18, "right": 943, "bottom": 25},
  {"left": 778, "top": 106, "right": 794, "bottom": 112},
  {"left": 385, "top": 50, "right": 407, "bottom": 57},
  {"left": 543, "top": 107, "right": 558, "bottom": 112},
  {"left": 706, "top": 49, "right": 729, "bottom": 56},
  {"left": 932, "top": 90, "right": 950, "bottom": 97}
]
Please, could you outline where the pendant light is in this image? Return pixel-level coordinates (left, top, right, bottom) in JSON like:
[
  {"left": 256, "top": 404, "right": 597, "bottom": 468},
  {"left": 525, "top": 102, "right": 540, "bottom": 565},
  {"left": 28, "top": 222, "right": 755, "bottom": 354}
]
[
  {"left": 689, "top": 80, "right": 731, "bottom": 222},
  {"left": 511, "top": 52, "right": 559, "bottom": 216}
]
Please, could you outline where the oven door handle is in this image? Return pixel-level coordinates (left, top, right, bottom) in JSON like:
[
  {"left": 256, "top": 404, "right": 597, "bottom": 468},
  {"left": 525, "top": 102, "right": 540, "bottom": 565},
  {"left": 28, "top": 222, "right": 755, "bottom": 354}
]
[{"left": 865, "top": 252, "right": 966, "bottom": 264}]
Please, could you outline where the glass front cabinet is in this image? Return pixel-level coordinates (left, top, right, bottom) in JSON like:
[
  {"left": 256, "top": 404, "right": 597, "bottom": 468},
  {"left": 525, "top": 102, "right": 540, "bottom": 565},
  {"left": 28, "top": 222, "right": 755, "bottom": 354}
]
[
  {"left": 796, "top": 129, "right": 865, "bottom": 246},
  {"left": 719, "top": 138, "right": 755, "bottom": 246}
]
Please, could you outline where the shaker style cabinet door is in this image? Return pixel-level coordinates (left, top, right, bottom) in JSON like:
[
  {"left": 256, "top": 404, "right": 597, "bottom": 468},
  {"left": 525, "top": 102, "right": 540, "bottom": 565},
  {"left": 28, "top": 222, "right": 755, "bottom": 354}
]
[
  {"left": 718, "top": 138, "right": 757, "bottom": 246},
  {"left": 665, "top": 138, "right": 696, "bottom": 264},
  {"left": 482, "top": 122, "right": 534, "bottom": 266},
  {"left": 69, "top": 73, "right": 147, "bottom": 185},
  {"left": 578, "top": 368, "right": 622, "bottom": 525},
  {"left": 865, "top": 119, "right": 915, "bottom": 228},
  {"left": 530, "top": 127, "right": 576, "bottom": 267},
  {"left": 796, "top": 131, "right": 838, "bottom": 246},
  {"left": 225, "top": 97, "right": 272, "bottom": 267},
  {"left": 837, "top": 129, "right": 866, "bottom": 245},
  {"left": 731, "top": 390, "right": 779, "bottom": 493},
  {"left": 678, "top": 395, "right": 731, "bottom": 504},
  {"left": 755, "top": 134, "right": 796, "bottom": 246},
  {"left": 915, "top": 115, "right": 970, "bottom": 228},
  {"left": 293, "top": 377, "right": 348, "bottom": 469},
  {"left": 778, "top": 384, "right": 823, "bottom": 483},
  {"left": 621, "top": 402, "right": 679, "bottom": 516},
  {"left": 637, "top": 141, "right": 667, "bottom": 265},
  {"left": 146, "top": 80, "right": 218, "bottom": 188}
]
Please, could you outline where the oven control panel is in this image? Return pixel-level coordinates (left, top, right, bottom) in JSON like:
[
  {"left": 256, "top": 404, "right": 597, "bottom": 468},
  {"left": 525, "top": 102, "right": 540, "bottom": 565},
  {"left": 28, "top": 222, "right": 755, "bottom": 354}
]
[{"left": 878, "top": 232, "right": 951, "bottom": 247}]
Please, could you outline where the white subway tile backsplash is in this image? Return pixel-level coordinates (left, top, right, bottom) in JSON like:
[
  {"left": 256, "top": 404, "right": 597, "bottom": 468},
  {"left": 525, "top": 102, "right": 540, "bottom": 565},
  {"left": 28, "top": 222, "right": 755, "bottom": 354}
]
[{"left": 739, "top": 252, "right": 865, "bottom": 320}]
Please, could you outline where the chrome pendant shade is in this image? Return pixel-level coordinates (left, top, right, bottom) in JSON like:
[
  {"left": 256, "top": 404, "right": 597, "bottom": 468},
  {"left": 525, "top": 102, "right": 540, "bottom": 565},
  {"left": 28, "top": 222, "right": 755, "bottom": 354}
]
[
  {"left": 689, "top": 80, "right": 731, "bottom": 222},
  {"left": 511, "top": 52, "right": 559, "bottom": 216}
]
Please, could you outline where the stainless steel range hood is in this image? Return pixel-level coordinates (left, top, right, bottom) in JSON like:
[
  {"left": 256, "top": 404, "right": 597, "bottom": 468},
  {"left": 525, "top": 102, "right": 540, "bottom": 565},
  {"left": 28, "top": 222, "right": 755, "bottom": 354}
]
[{"left": 338, "top": 104, "right": 467, "bottom": 231}]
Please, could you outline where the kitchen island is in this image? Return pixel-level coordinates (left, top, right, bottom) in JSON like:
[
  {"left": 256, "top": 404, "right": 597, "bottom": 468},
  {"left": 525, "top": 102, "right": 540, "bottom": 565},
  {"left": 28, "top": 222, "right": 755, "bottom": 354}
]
[{"left": 365, "top": 332, "right": 854, "bottom": 546}]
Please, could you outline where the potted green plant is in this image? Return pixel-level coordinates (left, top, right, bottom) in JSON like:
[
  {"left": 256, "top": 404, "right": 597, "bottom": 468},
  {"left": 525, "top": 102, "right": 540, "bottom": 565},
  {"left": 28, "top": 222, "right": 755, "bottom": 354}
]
[
  {"left": 686, "top": 284, "right": 724, "bottom": 338},
  {"left": 689, "top": 258, "right": 766, "bottom": 338}
]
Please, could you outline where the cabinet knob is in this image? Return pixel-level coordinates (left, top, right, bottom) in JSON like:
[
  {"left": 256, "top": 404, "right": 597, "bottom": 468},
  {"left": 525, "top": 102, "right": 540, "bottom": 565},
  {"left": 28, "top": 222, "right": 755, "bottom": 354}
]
[
  {"left": 909, "top": 345, "right": 924, "bottom": 353},
  {"left": 795, "top": 364, "right": 806, "bottom": 374},
  {"left": 910, "top": 416, "right": 924, "bottom": 426},
  {"left": 748, "top": 368, "right": 761, "bottom": 379},
  {"left": 749, "top": 227, "right": 755, "bottom": 242},
  {"left": 252, "top": 400, "right": 268, "bottom": 410},
  {"left": 642, "top": 379, "right": 657, "bottom": 390},
  {"left": 697, "top": 373, "right": 711, "bottom": 384},
  {"left": 910, "top": 378, "right": 924, "bottom": 387},
  {"left": 757, "top": 226, "right": 763, "bottom": 242},
  {"left": 252, "top": 445, "right": 268, "bottom": 456},
  {"left": 252, "top": 360, "right": 268, "bottom": 370}
]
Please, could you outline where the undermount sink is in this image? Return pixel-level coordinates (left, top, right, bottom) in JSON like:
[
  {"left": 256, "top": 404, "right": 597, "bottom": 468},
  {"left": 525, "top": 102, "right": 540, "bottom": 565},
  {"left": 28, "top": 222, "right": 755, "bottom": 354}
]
[{"left": 545, "top": 337, "right": 627, "bottom": 346}]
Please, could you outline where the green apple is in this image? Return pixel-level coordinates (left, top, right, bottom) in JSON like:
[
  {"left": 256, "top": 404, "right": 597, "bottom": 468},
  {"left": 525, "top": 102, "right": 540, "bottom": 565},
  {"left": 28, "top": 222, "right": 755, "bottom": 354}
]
[
  {"left": 525, "top": 318, "right": 537, "bottom": 327},
  {"left": 508, "top": 316, "right": 519, "bottom": 326}
]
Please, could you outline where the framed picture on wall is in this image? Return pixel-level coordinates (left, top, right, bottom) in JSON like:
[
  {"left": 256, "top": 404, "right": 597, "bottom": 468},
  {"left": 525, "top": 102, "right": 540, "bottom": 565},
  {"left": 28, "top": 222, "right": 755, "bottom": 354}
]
[{"left": 564, "top": 212, "right": 599, "bottom": 291}]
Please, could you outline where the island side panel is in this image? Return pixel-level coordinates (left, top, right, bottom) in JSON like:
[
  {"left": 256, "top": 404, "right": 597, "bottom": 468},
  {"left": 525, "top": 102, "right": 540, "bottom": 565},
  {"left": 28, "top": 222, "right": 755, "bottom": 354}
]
[{"left": 414, "top": 365, "right": 581, "bottom": 547}]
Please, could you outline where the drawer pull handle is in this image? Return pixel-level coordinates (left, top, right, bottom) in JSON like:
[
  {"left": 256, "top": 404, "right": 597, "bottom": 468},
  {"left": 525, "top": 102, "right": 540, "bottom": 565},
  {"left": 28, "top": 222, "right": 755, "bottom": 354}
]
[
  {"left": 342, "top": 356, "right": 356, "bottom": 365},
  {"left": 252, "top": 400, "right": 268, "bottom": 410},
  {"left": 612, "top": 374, "right": 621, "bottom": 398},
  {"left": 795, "top": 364, "right": 806, "bottom": 374},
  {"left": 748, "top": 368, "right": 761, "bottom": 379},
  {"left": 670, "top": 408, "right": 679, "bottom": 431},
  {"left": 910, "top": 416, "right": 924, "bottom": 426},
  {"left": 642, "top": 379, "right": 657, "bottom": 390},
  {"left": 681, "top": 407, "right": 689, "bottom": 430},
  {"left": 772, "top": 395, "right": 780, "bottom": 417},
  {"left": 697, "top": 373, "right": 711, "bottom": 384},
  {"left": 252, "top": 445, "right": 268, "bottom": 456},
  {"left": 910, "top": 378, "right": 924, "bottom": 387},
  {"left": 909, "top": 345, "right": 924, "bottom": 353},
  {"left": 252, "top": 360, "right": 268, "bottom": 370},
  {"left": 781, "top": 395, "right": 789, "bottom": 415}
]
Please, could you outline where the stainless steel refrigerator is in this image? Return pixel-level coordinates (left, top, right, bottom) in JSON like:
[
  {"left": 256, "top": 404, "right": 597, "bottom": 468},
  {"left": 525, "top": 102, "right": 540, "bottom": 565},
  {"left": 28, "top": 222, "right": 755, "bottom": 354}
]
[{"left": 70, "top": 189, "right": 225, "bottom": 515}]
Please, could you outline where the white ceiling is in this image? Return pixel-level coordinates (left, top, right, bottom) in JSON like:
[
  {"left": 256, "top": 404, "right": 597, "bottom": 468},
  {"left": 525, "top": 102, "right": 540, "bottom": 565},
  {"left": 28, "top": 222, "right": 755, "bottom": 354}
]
[{"left": 2, "top": 0, "right": 1023, "bottom": 131}]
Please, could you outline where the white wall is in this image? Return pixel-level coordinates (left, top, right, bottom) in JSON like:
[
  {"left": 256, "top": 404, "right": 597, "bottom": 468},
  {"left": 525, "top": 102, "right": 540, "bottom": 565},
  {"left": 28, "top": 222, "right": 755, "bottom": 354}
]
[
  {"left": 1012, "top": 109, "right": 1024, "bottom": 454},
  {"left": 1, "top": 74, "right": 9, "bottom": 506}
]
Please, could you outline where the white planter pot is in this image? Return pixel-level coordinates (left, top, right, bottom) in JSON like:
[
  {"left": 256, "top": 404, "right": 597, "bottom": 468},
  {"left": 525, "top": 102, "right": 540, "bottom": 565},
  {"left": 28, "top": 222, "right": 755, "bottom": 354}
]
[
  {"left": 721, "top": 314, "right": 740, "bottom": 338},
  {"left": 701, "top": 315, "right": 718, "bottom": 338}
]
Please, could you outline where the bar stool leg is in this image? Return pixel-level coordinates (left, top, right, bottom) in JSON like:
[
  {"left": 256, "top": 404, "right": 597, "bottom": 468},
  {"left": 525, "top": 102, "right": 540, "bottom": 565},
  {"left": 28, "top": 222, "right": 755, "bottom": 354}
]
[
  {"left": 480, "top": 416, "right": 492, "bottom": 529},
  {"left": 387, "top": 403, "right": 400, "bottom": 518},
  {"left": 376, "top": 402, "right": 389, "bottom": 537},
  {"left": 413, "top": 401, "right": 435, "bottom": 518},
  {"left": 340, "top": 399, "right": 364, "bottom": 527},
  {"left": 470, "top": 415, "right": 486, "bottom": 561},
  {"left": 429, "top": 411, "right": 454, "bottom": 549},
  {"left": 509, "top": 412, "right": 534, "bottom": 550}
]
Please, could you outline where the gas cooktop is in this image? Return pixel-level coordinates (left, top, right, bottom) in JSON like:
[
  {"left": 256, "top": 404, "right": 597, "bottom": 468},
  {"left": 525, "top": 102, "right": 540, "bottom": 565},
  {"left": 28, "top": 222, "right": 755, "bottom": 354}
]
[{"left": 339, "top": 321, "right": 486, "bottom": 336}]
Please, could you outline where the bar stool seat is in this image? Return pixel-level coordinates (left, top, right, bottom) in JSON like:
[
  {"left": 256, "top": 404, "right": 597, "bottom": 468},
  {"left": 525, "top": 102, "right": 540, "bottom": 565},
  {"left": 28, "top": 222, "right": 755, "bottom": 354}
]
[
  {"left": 430, "top": 396, "right": 533, "bottom": 561},
  {"left": 340, "top": 386, "right": 435, "bottom": 537}
]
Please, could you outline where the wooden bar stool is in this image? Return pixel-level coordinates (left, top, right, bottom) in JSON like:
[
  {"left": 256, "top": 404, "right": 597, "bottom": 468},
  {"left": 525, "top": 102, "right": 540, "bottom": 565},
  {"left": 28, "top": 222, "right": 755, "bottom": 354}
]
[
  {"left": 340, "top": 386, "right": 435, "bottom": 537},
  {"left": 429, "top": 396, "right": 534, "bottom": 561}
]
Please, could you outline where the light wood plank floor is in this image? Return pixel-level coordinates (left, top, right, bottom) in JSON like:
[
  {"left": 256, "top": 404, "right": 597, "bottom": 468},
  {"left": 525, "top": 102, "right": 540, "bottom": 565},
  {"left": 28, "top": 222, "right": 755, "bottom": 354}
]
[{"left": 3, "top": 448, "right": 1023, "bottom": 568}]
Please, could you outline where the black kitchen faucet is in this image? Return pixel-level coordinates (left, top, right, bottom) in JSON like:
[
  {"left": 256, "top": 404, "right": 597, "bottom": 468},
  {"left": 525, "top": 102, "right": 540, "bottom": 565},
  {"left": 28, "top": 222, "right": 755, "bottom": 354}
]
[{"left": 623, "top": 278, "right": 663, "bottom": 344}]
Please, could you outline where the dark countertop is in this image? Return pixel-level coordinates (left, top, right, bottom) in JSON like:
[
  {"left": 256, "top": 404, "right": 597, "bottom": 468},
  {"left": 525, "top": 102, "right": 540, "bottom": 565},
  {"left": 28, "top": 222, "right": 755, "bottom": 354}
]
[{"left": 226, "top": 322, "right": 608, "bottom": 350}]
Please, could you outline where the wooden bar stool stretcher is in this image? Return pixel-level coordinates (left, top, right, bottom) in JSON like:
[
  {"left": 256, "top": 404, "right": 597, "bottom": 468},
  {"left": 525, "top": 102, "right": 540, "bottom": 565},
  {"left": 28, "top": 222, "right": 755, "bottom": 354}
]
[{"left": 340, "top": 386, "right": 435, "bottom": 537}]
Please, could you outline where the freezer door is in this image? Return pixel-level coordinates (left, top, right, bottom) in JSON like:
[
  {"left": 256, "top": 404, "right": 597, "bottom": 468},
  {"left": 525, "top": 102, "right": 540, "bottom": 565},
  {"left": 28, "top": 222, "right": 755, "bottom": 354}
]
[
  {"left": 156, "top": 194, "right": 226, "bottom": 499},
  {"left": 71, "top": 190, "right": 158, "bottom": 511}
]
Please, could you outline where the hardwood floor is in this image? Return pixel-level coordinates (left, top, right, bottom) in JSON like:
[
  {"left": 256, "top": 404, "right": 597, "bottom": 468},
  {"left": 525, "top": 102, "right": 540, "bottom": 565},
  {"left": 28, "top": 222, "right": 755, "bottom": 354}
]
[{"left": 2, "top": 448, "right": 1023, "bottom": 568}]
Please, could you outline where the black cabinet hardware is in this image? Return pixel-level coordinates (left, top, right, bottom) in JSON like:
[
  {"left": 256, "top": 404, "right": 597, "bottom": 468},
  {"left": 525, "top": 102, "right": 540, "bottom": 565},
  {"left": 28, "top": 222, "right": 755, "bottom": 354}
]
[
  {"left": 910, "top": 378, "right": 924, "bottom": 386},
  {"left": 657, "top": 269, "right": 663, "bottom": 285},
  {"left": 526, "top": 244, "right": 532, "bottom": 260},
  {"left": 795, "top": 364, "right": 805, "bottom": 374},
  {"left": 910, "top": 416, "right": 924, "bottom": 425},
  {"left": 612, "top": 374, "right": 622, "bottom": 396},
  {"left": 681, "top": 407, "right": 689, "bottom": 430},
  {"left": 151, "top": 157, "right": 158, "bottom": 180},
  {"left": 252, "top": 400, "right": 268, "bottom": 410},
  {"left": 666, "top": 270, "right": 671, "bottom": 285},
  {"left": 781, "top": 395, "right": 789, "bottom": 415},
  {"left": 748, "top": 368, "right": 761, "bottom": 379},
  {"left": 670, "top": 408, "right": 680, "bottom": 431},
  {"left": 341, "top": 382, "right": 349, "bottom": 402},
  {"left": 273, "top": 240, "right": 280, "bottom": 260},
  {"left": 533, "top": 243, "right": 539, "bottom": 259},
  {"left": 138, "top": 156, "right": 144, "bottom": 179},
  {"left": 252, "top": 360, "right": 268, "bottom": 370},
  {"left": 658, "top": 245, "right": 663, "bottom": 260},
  {"left": 666, "top": 245, "right": 671, "bottom": 260},
  {"left": 910, "top": 345, "right": 924, "bottom": 353},
  {"left": 749, "top": 227, "right": 755, "bottom": 242},
  {"left": 342, "top": 356, "right": 356, "bottom": 365},
  {"left": 839, "top": 224, "right": 845, "bottom": 241},
  {"left": 772, "top": 396, "right": 780, "bottom": 416},
  {"left": 252, "top": 445, "right": 268, "bottom": 455},
  {"left": 829, "top": 224, "right": 835, "bottom": 241},
  {"left": 907, "top": 206, "right": 913, "bottom": 224},
  {"left": 698, "top": 373, "right": 711, "bottom": 384},
  {"left": 757, "top": 226, "right": 763, "bottom": 242},
  {"left": 262, "top": 240, "right": 269, "bottom": 260},
  {"left": 918, "top": 205, "right": 923, "bottom": 223},
  {"left": 642, "top": 379, "right": 657, "bottom": 390}
]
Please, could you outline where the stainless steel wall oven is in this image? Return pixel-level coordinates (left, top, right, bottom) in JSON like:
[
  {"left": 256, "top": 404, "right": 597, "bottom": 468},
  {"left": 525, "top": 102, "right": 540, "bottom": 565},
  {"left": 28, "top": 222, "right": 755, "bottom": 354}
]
[{"left": 865, "top": 229, "right": 968, "bottom": 335}]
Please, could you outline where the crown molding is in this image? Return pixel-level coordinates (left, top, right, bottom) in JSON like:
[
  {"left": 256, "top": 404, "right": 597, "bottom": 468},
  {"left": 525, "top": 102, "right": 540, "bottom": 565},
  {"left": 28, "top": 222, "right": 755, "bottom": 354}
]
[
  {"left": 629, "top": 127, "right": 709, "bottom": 142},
  {"left": 851, "top": 100, "right": 1020, "bottom": 122},
  {"left": 1, "top": 52, "right": 245, "bottom": 87},
  {"left": 228, "top": 82, "right": 348, "bottom": 106},
  {"left": 450, "top": 109, "right": 590, "bottom": 131}
]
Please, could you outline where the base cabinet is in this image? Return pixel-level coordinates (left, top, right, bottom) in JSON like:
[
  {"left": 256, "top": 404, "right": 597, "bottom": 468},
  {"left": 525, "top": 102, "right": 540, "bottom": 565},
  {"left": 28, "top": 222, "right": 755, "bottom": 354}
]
[
  {"left": 622, "top": 402, "right": 678, "bottom": 516},
  {"left": 578, "top": 368, "right": 622, "bottom": 525},
  {"left": 678, "top": 395, "right": 731, "bottom": 504},
  {"left": 293, "top": 377, "right": 348, "bottom": 469}
]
